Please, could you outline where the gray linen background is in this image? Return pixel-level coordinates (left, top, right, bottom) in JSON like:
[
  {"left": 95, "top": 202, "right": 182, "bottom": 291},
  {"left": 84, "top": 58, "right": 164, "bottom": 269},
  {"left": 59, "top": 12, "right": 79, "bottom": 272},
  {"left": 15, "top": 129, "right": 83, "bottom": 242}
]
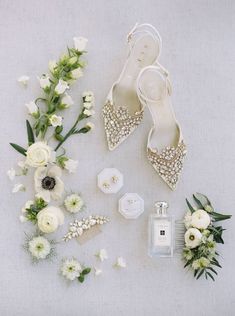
[{"left": 0, "top": 0, "right": 235, "bottom": 315}]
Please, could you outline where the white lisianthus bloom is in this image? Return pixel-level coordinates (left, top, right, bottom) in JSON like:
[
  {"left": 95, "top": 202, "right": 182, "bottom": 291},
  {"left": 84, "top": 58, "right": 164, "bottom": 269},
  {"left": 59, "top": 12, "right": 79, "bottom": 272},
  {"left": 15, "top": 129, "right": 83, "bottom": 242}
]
[
  {"left": 19, "top": 215, "right": 28, "bottom": 223},
  {"left": 37, "top": 206, "right": 64, "bottom": 233},
  {"left": 192, "top": 257, "right": 210, "bottom": 270},
  {"left": 18, "top": 75, "right": 29, "bottom": 86},
  {"left": 38, "top": 74, "right": 51, "bottom": 89},
  {"left": 64, "top": 194, "right": 84, "bottom": 213},
  {"left": 12, "top": 183, "right": 26, "bottom": 193},
  {"left": 49, "top": 60, "right": 57, "bottom": 73},
  {"left": 61, "top": 258, "right": 82, "bottom": 281},
  {"left": 191, "top": 209, "right": 211, "bottom": 230},
  {"left": 28, "top": 236, "right": 51, "bottom": 259},
  {"left": 21, "top": 200, "right": 34, "bottom": 213},
  {"left": 26, "top": 142, "right": 52, "bottom": 168},
  {"left": 64, "top": 159, "right": 78, "bottom": 173},
  {"left": 184, "top": 228, "right": 202, "bottom": 249},
  {"left": 61, "top": 93, "right": 74, "bottom": 108},
  {"left": 94, "top": 267, "right": 102, "bottom": 276},
  {"left": 34, "top": 166, "right": 64, "bottom": 202},
  {"left": 184, "top": 211, "right": 192, "bottom": 229},
  {"left": 25, "top": 101, "right": 39, "bottom": 116},
  {"left": 7, "top": 168, "right": 16, "bottom": 181},
  {"left": 84, "top": 109, "right": 95, "bottom": 117},
  {"left": 73, "top": 37, "right": 88, "bottom": 51},
  {"left": 96, "top": 249, "right": 108, "bottom": 262},
  {"left": 55, "top": 79, "right": 69, "bottom": 95},
  {"left": 115, "top": 257, "right": 126, "bottom": 268},
  {"left": 49, "top": 114, "right": 63, "bottom": 127},
  {"left": 71, "top": 68, "right": 83, "bottom": 80},
  {"left": 86, "top": 122, "right": 95, "bottom": 131}
]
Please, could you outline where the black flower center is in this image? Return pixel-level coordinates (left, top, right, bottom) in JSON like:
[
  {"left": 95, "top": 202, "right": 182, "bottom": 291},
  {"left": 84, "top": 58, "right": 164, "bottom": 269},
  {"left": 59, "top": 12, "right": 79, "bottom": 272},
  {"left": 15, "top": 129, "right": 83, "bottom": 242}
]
[
  {"left": 42, "top": 176, "right": 56, "bottom": 190},
  {"left": 189, "top": 235, "right": 195, "bottom": 241}
]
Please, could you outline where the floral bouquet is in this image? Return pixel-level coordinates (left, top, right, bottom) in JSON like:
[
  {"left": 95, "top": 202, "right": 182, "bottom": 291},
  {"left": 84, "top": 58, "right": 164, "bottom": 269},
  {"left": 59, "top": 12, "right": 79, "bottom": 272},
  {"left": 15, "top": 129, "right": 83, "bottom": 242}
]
[{"left": 183, "top": 193, "right": 231, "bottom": 281}]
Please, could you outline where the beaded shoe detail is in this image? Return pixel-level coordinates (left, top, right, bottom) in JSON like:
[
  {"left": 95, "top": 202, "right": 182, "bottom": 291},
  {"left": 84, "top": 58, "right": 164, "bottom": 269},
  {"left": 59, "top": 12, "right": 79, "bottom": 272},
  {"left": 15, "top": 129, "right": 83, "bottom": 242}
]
[
  {"left": 147, "top": 141, "right": 187, "bottom": 190},
  {"left": 103, "top": 101, "right": 144, "bottom": 150}
]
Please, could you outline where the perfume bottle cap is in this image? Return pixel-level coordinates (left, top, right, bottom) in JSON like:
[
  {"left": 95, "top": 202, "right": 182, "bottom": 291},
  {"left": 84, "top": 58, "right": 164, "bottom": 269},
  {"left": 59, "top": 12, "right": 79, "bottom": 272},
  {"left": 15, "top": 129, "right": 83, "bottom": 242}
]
[{"left": 154, "top": 201, "right": 168, "bottom": 215}]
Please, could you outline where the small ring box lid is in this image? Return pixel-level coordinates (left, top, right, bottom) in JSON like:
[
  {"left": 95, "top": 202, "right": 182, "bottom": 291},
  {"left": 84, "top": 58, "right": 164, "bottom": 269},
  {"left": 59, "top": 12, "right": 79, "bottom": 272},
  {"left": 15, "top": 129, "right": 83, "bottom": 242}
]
[{"left": 119, "top": 193, "right": 144, "bottom": 219}]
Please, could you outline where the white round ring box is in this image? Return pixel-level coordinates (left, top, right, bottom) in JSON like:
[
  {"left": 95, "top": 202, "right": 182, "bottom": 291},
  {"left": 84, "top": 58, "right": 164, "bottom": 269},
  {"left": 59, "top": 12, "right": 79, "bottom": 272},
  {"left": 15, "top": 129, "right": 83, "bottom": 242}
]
[{"left": 119, "top": 193, "right": 144, "bottom": 219}]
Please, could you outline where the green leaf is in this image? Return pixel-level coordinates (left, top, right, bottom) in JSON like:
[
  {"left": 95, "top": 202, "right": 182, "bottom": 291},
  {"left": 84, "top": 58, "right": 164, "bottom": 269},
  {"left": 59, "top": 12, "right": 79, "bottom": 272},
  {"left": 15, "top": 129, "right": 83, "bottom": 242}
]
[
  {"left": 78, "top": 275, "right": 85, "bottom": 283},
  {"left": 196, "top": 192, "right": 212, "bottom": 206},
  {"left": 10, "top": 143, "right": 27, "bottom": 156},
  {"left": 184, "top": 261, "right": 192, "bottom": 268},
  {"left": 207, "top": 267, "right": 218, "bottom": 275},
  {"left": 193, "top": 194, "right": 204, "bottom": 209},
  {"left": 211, "top": 211, "right": 232, "bottom": 222},
  {"left": 206, "top": 271, "right": 215, "bottom": 281},
  {"left": 186, "top": 199, "right": 195, "bottom": 213},
  {"left": 26, "top": 120, "right": 35, "bottom": 146},
  {"left": 196, "top": 269, "right": 204, "bottom": 280},
  {"left": 82, "top": 268, "right": 91, "bottom": 275}
]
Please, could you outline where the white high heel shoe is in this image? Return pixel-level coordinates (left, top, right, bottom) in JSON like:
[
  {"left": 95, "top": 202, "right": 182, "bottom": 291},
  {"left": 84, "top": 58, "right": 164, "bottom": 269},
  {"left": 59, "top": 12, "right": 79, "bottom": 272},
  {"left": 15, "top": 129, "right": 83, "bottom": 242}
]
[
  {"left": 103, "top": 23, "right": 162, "bottom": 150},
  {"left": 137, "top": 65, "right": 187, "bottom": 190}
]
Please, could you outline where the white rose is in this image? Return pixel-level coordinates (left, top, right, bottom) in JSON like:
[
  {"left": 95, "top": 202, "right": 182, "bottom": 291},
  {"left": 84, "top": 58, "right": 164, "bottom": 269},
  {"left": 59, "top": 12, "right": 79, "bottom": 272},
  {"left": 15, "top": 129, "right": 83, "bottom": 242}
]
[
  {"left": 73, "top": 37, "right": 88, "bottom": 51},
  {"left": 185, "top": 228, "right": 202, "bottom": 249},
  {"left": 64, "top": 159, "right": 78, "bottom": 173},
  {"left": 26, "top": 142, "right": 52, "bottom": 167},
  {"left": 25, "top": 101, "right": 38, "bottom": 116},
  {"left": 37, "top": 206, "right": 64, "bottom": 233},
  {"left": 71, "top": 68, "right": 83, "bottom": 79},
  {"left": 61, "top": 93, "right": 74, "bottom": 108},
  {"left": 38, "top": 74, "right": 51, "bottom": 89},
  {"left": 55, "top": 79, "right": 69, "bottom": 95},
  {"left": 49, "top": 114, "right": 63, "bottom": 127},
  {"left": 191, "top": 209, "right": 211, "bottom": 230}
]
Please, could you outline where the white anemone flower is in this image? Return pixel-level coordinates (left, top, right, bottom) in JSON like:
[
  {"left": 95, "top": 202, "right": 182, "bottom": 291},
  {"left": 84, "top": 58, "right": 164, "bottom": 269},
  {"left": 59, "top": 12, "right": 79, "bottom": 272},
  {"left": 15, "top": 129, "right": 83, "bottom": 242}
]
[
  {"left": 64, "top": 194, "right": 84, "bottom": 213},
  {"left": 191, "top": 209, "right": 211, "bottom": 230},
  {"left": 61, "top": 258, "right": 82, "bottom": 281},
  {"left": 28, "top": 236, "right": 51, "bottom": 260},
  {"left": 34, "top": 166, "right": 64, "bottom": 202},
  {"left": 184, "top": 228, "right": 202, "bottom": 249}
]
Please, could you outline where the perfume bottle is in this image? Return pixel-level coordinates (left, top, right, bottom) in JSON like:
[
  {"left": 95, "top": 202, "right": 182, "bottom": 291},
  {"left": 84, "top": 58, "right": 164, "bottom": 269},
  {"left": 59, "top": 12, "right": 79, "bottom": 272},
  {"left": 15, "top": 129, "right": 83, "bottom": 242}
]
[{"left": 148, "top": 201, "right": 173, "bottom": 257}]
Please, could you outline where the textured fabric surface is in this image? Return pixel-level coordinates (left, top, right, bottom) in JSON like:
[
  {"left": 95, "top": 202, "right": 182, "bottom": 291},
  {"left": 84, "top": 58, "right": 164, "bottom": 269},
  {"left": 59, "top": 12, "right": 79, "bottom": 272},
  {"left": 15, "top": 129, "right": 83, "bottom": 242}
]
[{"left": 0, "top": 0, "right": 235, "bottom": 315}]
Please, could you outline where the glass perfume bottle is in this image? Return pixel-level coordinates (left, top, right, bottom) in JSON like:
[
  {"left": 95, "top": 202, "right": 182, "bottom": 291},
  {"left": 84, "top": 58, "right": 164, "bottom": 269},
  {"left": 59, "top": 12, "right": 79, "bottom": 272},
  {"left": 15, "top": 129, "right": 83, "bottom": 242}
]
[{"left": 148, "top": 201, "right": 173, "bottom": 257}]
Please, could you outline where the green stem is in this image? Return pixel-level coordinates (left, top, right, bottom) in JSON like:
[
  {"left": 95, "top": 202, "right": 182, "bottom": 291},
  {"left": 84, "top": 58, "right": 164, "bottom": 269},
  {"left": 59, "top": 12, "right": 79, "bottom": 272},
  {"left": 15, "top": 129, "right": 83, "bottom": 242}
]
[{"left": 54, "top": 112, "right": 85, "bottom": 151}]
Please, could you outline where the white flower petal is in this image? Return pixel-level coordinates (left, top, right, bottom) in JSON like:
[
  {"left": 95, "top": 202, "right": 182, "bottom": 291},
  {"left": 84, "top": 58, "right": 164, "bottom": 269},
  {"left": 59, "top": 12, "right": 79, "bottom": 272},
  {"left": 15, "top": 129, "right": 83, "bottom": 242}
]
[
  {"left": 94, "top": 267, "right": 102, "bottom": 276},
  {"left": 7, "top": 168, "right": 16, "bottom": 181},
  {"left": 48, "top": 165, "right": 62, "bottom": 177},
  {"left": 12, "top": 183, "right": 25, "bottom": 193},
  {"left": 18, "top": 75, "right": 29, "bottom": 86}
]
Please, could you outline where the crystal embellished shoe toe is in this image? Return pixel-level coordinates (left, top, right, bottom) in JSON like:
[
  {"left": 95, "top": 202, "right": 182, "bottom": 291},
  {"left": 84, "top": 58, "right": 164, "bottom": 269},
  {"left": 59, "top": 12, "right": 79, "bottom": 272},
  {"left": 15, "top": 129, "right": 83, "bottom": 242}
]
[
  {"left": 103, "top": 23, "right": 162, "bottom": 150},
  {"left": 137, "top": 65, "right": 187, "bottom": 190}
]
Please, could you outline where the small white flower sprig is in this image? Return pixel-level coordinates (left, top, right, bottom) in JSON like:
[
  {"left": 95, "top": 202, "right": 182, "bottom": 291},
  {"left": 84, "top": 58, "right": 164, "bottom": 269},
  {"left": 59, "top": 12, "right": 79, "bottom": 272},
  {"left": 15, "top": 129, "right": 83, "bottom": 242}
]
[
  {"left": 183, "top": 193, "right": 231, "bottom": 281},
  {"left": 61, "top": 257, "right": 91, "bottom": 283},
  {"left": 23, "top": 232, "right": 56, "bottom": 263},
  {"left": 63, "top": 215, "right": 109, "bottom": 242}
]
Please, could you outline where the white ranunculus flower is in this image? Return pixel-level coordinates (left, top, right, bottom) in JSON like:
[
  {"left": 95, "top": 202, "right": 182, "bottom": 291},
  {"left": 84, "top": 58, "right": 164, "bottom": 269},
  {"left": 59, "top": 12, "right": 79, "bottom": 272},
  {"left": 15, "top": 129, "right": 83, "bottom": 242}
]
[
  {"left": 7, "top": 168, "right": 16, "bottom": 181},
  {"left": 55, "top": 79, "right": 69, "bottom": 95},
  {"left": 12, "top": 183, "right": 26, "bottom": 193},
  {"left": 25, "top": 101, "right": 39, "bottom": 116},
  {"left": 96, "top": 249, "right": 108, "bottom": 262},
  {"left": 64, "top": 159, "right": 78, "bottom": 173},
  {"left": 49, "top": 114, "right": 63, "bottom": 127},
  {"left": 191, "top": 209, "right": 211, "bottom": 230},
  {"left": 61, "top": 93, "right": 74, "bottom": 108},
  {"left": 49, "top": 60, "right": 57, "bottom": 73},
  {"left": 37, "top": 205, "right": 64, "bottom": 233},
  {"left": 184, "top": 211, "right": 192, "bottom": 229},
  {"left": 71, "top": 68, "right": 83, "bottom": 80},
  {"left": 64, "top": 194, "right": 84, "bottom": 213},
  {"left": 26, "top": 142, "right": 52, "bottom": 168},
  {"left": 18, "top": 75, "right": 29, "bottom": 86},
  {"left": 84, "top": 109, "right": 95, "bottom": 117},
  {"left": 73, "top": 37, "right": 88, "bottom": 51},
  {"left": 115, "top": 257, "right": 126, "bottom": 268},
  {"left": 34, "top": 166, "right": 64, "bottom": 202},
  {"left": 28, "top": 236, "right": 51, "bottom": 259},
  {"left": 22, "top": 200, "right": 34, "bottom": 213},
  {"left": 61, "top": 258, "right": 82, "bottom": 281},
  {"left": 184, "top": 228, "right": 202, "bottom": 249},
  {"left": 38, "top": 74, "right": 51, "bottom": 89}
]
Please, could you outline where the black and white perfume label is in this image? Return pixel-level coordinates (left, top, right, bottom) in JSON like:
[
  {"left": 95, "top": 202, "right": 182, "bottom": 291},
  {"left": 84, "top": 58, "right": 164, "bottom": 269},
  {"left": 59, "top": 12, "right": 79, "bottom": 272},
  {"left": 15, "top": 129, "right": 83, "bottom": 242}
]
[{"left": 153, "top": 220, "right": 171, "bottom": 247}]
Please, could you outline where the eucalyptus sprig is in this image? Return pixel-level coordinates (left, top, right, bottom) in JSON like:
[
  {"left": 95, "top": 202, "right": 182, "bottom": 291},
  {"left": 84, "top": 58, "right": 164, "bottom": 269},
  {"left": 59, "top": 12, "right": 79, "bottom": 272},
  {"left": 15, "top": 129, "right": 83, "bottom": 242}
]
[{"left": 183, "top": 193, "right": 231, "bottom": 281}]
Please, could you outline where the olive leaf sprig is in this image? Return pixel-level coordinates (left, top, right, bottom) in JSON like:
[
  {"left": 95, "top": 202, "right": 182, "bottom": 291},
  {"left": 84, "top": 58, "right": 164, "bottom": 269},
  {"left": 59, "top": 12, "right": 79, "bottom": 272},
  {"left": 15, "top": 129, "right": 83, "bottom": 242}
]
[{"left": 183, "top": 193, "right": 232, "bottom": 281}]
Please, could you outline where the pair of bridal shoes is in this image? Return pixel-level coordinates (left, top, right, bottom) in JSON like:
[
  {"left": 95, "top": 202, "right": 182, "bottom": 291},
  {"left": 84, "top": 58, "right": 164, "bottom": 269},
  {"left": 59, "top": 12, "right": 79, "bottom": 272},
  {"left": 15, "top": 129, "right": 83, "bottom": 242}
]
[{"left": 103, "top": 23, "right": 187, "bottom": 190}]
